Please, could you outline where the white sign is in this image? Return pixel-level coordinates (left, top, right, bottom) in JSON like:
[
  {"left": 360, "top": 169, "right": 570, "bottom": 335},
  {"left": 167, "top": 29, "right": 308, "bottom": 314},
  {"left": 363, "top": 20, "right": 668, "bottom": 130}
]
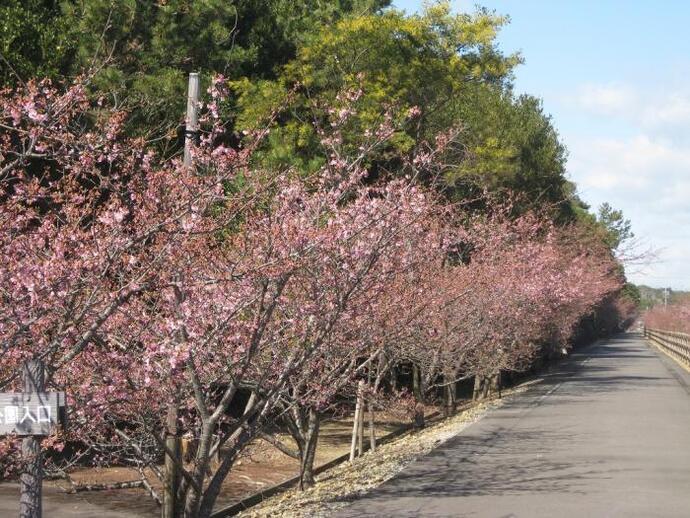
[{"left": 0, "top": 392, "right": 65, "bottom": 436}]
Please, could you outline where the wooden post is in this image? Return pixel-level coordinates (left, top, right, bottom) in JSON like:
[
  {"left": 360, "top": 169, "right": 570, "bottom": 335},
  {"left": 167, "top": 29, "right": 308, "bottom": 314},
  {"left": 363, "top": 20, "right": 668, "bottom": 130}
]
[
  {"left": 163, "top": 404, "right": 180, "bottom": 518},
  {"left": 367, "top": 399, "right": 376, "bottom": 453},
  {"left": 357, "top": 394, "right": 364, "bottom": 456},
  {"left": 349, "top": 380, "right": 364, "bottom": 462},
  {"left": 20, "top": 360, "right": 44, "bottom": 518},
  {"left": 183, "top": 72, "right": 201, "bottom": 167},
  {"left": 367, "top": 368, "right": 375, "bottom": 452}
]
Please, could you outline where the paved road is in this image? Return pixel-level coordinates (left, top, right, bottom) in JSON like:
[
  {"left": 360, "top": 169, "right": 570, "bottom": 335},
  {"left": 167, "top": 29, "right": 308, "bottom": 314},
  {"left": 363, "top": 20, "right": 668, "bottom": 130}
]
[{"left": 338, "top": 333, "right": 690, "bottom": 518}]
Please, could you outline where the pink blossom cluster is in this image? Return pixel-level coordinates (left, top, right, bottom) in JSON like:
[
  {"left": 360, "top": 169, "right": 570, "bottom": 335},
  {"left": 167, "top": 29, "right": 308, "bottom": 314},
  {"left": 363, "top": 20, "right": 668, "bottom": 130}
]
[{"left": 644, "top": 303, "right": 690, "bottom": 334}]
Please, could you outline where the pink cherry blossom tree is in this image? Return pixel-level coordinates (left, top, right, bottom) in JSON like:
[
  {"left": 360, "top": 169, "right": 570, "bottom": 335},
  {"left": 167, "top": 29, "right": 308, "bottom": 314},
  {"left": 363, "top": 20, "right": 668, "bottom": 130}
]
[
  {"left": 1, "top": 74, "right": 631, "bottom": 518},
  {"left": 0, "top": 77, "right": 449, "bottom": 514}
]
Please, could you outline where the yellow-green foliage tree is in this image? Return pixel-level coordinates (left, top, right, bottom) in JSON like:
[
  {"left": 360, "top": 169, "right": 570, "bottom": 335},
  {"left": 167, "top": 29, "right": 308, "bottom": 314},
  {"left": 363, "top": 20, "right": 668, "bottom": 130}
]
[{"left": 233, "top": 2, "right": 571, "bottom": 215}]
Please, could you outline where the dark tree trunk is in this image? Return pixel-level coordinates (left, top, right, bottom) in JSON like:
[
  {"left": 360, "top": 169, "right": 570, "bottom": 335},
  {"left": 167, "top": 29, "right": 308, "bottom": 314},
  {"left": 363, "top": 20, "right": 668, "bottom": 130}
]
[
  {"left": 412, "top": 364, "right": 425, "bottom": 428},
  {"left": 472, "top": 375, "right": 483, "bottom": 401},
  {"left": 412, "top": 364, "right": 422, "bottom": 400},
  {"left": 298, "top": 409, "right": 320, "bottom": 490},
  {"left": 443, "top": 375, "right": 456, "bottom": 416},
  {"left": 481, "top": 376, "right": 490, "bottom": 399},
  {"left": 491, "top": 371, "right": 502, "bottom": 398}
]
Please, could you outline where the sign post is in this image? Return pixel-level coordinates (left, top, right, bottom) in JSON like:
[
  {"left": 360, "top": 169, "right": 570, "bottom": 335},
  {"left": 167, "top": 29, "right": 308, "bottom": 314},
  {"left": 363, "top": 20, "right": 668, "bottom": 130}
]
[
  {"left": 20, "top": 360, "right": 44, "bottom": 518},
  {"left": 0, "top": 361, "right": 66, "bottom": 518}
]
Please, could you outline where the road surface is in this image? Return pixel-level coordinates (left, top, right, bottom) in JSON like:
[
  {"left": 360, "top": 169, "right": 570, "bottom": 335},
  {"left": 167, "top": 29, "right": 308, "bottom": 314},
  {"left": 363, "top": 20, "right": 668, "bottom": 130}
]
[{"left": 338, "top": 333, "right": 690, "bottom": 518}]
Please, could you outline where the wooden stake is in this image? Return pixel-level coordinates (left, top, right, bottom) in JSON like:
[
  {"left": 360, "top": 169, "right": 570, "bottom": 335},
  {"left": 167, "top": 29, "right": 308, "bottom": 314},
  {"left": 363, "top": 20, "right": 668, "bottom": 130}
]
[
  {"left": 367, "top": 368, "right": 375, "bottom": 452},
  {"left": 368, "top": 399, "right": 376, "bottom": 453},
  {"left": 162, "top": 401, "right": 181, "bottom": 518},
  {"left": 357, "top": 389, "right": 364, "bottom": 457},
  {"left": 349, "top": 380, "right": 364, "bottom": 462}
]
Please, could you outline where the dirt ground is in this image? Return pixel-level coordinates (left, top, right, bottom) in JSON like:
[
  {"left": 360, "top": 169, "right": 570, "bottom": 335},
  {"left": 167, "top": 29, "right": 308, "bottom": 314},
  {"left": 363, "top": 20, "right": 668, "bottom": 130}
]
[{"left": 0, "top": 409, "right": 421, "bottom": 516}]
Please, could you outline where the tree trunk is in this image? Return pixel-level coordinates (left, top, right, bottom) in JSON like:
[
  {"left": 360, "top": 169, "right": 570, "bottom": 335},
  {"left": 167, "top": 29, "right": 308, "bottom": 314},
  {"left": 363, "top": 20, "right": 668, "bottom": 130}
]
[
  {"left": 366, "top": 367, "right": 375, "bottom": 453},
  {"left": 411, "top": 364, "right": 425, "bottom": 428},
  {"left": 481, "top": 376, "right": 490, "bottom": 399},
  {"left": 181, "top": 423, "right": 214, "bottom": 517},
  {"left": 491, "top": 371, "right": 502, "bottom": 399},
  {"left": 443, "top": 375, "right": 456, "bottom": 416},
  {"left": 187, "top": 392, "right": 260, "bottom": 518},
  {"left": 472, "top": 375, "right": 482, "bottom": 401},
  {"left": 298, "top": 409, "right": 320, "bottom": 490},
  {"left": 390, "top": 364, "right": 398, "bottom": 391},
  {"left": 412, "top": 364, "right": 422, "bottom": 401},
  {"left": 368, "top": 398, "right": 376, "bottom": 453},
  {"left": 195, "top": 428, "right": 248, "bottom": 518}
]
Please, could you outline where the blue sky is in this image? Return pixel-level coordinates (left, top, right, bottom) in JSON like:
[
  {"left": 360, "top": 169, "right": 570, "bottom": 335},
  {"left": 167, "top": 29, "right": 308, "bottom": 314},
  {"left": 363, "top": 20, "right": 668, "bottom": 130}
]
[{"left": 393, "top": 0, "right": 690, "bottom": 290}]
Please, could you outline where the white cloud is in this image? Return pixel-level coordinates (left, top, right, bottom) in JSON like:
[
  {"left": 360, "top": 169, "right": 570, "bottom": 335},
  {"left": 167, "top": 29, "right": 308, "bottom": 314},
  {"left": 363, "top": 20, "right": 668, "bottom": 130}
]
[
  {"left": 573, "top": 83, "right": 638, "bottom": 115},
  {"left": 642, "top": 93, "right": 690, "bottom": 127},
  {"left": 627, "top": 241, "right": 690, "bottom": 290},
  {"left": 569, "top": 135, "right": 690, "bottom": 195},
  {"left": 568, "top": 83, "right": 690, "bottom": 129},
  {"left": 566, "top": 133, "right": 690, "bottom": 289},
  {"left": 550, "top": 80, "right": 690, "bottom": 287}
]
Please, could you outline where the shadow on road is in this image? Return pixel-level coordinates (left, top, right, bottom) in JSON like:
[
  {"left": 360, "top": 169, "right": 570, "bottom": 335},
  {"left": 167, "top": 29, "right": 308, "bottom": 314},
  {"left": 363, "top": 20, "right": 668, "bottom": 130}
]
[{"left": 335, "top": 333, "right": 690, "bottom": 518}]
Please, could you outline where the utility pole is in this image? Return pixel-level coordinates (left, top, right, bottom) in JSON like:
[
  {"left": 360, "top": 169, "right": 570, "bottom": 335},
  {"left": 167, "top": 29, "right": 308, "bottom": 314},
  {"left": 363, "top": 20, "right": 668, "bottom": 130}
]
[
  {"left": 183, "top": 72, "right": 200, "bottom": 167},
  {"left": 664, "top": 287, "right": 670, "bottom": 307},
  {"left": 163, "top": 72, "right": 201, "bottom": 518}
]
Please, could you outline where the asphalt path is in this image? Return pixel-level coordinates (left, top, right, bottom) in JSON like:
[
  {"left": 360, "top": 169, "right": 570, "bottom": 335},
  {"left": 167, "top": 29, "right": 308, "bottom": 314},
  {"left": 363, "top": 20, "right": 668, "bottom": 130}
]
[{"left": 338, "top": 333, "right": 690, "bottom": 518}]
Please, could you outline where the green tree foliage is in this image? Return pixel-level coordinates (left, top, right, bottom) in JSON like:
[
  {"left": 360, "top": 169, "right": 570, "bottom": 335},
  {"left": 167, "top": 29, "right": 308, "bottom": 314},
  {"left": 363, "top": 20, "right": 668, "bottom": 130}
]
[
  {"left": 621, "top": 282, "right": 641, "bottom": 307},
  {"left": 233, "top": 2, "right": 571, "bottom": 215},
  {"left": 597, "top": 201, "right": 634, "bottom": 250},
  {"left": 449, "top": 88, "right": 570, "bottom": 212},
  {"left": 1, "top": 0, "right": 631, "bottom": 238},
  {"left": 2, "top": 0, "right": 390, "bottom": 143},
  {"left": 76, "top": 0, "right": 391, "bottom": 141},
  {"left": 0, "top": 0, "right": 75, "bottom": 85}
]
